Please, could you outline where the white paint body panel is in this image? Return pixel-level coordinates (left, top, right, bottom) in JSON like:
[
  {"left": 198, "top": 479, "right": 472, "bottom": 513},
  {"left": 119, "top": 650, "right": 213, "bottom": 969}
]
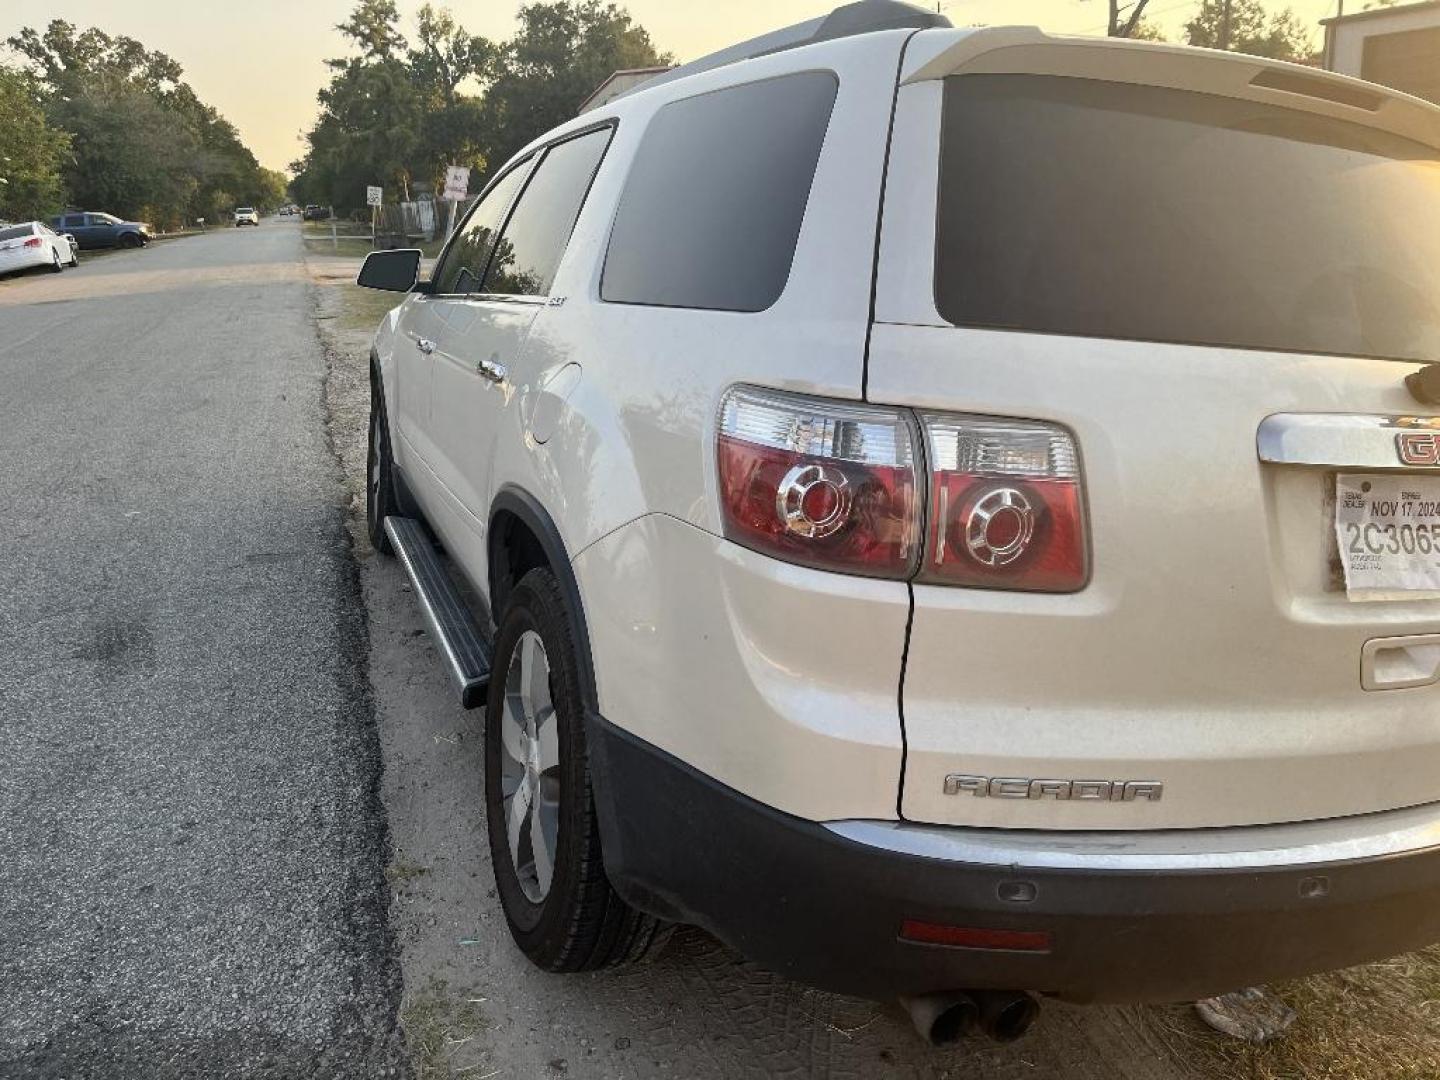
[
  {"left": 574, "top": 514, "right": 907, "bottom": 820},
  {"left": 875, "top": 34, "right": 1440, "bottom": 829}
]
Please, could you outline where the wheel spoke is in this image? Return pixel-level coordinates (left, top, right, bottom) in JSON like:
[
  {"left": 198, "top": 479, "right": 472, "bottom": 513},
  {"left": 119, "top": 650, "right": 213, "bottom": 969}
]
[
  {"left": 506, "top": 773, "right": 533, "bottom": 867},
  {"left": 531, "top": 798, "right": 554, "bottom": 897},
  {"left": 536, "top": 708, "right": 559, "bottom": 774},
  {"left": 500, "top": 693, "right": 529, "bottom": 767},
  {"left": 527, "top": 646, "right": 551, "bottom": 728},
  {"left": 519, "top": 634, "right": 543, "bottom": 736}
]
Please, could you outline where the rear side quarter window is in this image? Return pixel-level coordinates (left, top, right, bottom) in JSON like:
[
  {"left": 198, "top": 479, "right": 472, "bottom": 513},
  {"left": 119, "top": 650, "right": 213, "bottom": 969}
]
[{"left": 601, "top": 71, "right": 839, "bottom": 313}]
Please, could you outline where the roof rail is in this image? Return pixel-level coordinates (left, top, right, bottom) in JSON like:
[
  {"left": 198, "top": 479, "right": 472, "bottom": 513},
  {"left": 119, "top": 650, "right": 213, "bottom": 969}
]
[{"left": 615, "top": 0, "right": 951, "bottom": 102}]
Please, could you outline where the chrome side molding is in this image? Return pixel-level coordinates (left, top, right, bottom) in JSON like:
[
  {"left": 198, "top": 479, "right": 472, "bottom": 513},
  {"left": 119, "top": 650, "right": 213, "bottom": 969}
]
[{"left": 1258, "top": 412, "right": 1440, "bottom": 470}]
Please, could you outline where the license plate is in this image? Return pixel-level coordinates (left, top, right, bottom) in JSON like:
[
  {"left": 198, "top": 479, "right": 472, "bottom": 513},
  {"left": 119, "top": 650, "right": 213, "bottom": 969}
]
[{"left": 1336, "top": 473, "right": 1440, "bottom": 600}]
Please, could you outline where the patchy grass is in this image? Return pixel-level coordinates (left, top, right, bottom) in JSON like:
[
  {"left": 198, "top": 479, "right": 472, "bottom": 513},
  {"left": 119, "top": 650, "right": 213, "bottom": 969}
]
[
  {"left": 318, "top": 283, "right": 403, "bottom": 333},
  {"left": 385, "top": 860, "right": 431, "bottom": 884},
  {"left": 1155, "top": 948, "right": 1440, "bottom": 1080},
  {"left": 400, "top": 979, "right": 490, "bottom": 1080}
]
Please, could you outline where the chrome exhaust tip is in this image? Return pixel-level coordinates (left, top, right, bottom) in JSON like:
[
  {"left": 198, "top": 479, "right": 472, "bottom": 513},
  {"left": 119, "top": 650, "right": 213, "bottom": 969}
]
[
  {"left": 899, "top": 992, "right": 980, "bottom": 1046},
  {"left": 971, "top": 989, "right": 1041, "bottom": 1043}
]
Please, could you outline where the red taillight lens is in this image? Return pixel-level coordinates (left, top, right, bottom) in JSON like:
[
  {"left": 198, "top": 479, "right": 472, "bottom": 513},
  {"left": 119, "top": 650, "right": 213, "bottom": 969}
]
[
  {"left": 23, "top": 237, "right": 42, "bottom": 248},
  {"left": 920, "top": 415, "right": 1087, "bottom": 592},
  {"left": 717, "top": 387, "right": 921, "bottom": 577}
]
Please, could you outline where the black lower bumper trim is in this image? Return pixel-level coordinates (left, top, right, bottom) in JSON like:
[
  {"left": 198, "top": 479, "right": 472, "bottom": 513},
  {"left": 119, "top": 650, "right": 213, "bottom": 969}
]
[{"left": 587, "top": 716, "right": 1440, "bottom": 1003}]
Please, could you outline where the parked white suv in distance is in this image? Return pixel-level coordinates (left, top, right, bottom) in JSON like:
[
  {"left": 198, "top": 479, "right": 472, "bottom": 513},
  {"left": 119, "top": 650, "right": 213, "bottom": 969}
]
[
  {"left": 233, "top": 207, "right": 259, "bottom": 227},
  {"left": 358, "top": 0, "right": 1440, "bottom": 1044}
]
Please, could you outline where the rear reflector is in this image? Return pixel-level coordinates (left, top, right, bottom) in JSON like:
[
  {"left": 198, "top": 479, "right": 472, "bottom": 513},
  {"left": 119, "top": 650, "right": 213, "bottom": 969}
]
[
  {"left": 920, "top": 414, "right": 1087, "bottom": 592},
  {"left": 717, "top": 387, "right": 921, "bottom": 577},
  {"left": 899, "top": 919, "right": 1053, "bottom": 953}
]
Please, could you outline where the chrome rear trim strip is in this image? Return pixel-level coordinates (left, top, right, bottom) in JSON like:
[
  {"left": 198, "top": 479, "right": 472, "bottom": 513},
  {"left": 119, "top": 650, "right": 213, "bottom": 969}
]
[
  {"left": 1258, "top": 412, "right": 1440, "bottom": 470},
  {"left": 826, "top": 800, "right": 1440, "bottom": 871}
]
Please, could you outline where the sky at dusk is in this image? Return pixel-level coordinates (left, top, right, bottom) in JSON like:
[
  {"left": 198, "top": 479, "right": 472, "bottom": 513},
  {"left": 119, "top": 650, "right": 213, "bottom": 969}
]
[{"left": 1, "top": 0, "right": 1337, "bottom": 171}]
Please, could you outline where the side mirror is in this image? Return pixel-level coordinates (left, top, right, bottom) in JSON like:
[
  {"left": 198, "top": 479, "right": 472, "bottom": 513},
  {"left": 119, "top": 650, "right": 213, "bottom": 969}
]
[
  {"left": 63, "top": 234, "right": 76, "bottom": 243},
  {"left": 358, "top": 248, "right": 422, "bottom": 292}
]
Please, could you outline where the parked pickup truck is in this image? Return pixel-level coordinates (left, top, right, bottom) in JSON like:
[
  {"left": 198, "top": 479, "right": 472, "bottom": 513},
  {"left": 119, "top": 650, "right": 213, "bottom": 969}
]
[
  {"left": 357, "top": 0, "right": 1440, "bottom": 1047},
  {"left": 49, "top": 212, "right": 151, "bottom": 250}
]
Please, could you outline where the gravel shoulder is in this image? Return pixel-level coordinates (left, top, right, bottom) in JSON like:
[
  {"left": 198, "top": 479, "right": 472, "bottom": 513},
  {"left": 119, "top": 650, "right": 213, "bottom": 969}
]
[{"left": 306, "top": 253, "right": 1199, "bottom": 1080}]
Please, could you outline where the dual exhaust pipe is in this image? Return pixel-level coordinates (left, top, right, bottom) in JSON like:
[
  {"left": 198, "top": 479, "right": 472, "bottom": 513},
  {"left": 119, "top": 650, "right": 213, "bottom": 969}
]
[{"left": 900, "top": 989, "right": 1040, "bottom": 1046}]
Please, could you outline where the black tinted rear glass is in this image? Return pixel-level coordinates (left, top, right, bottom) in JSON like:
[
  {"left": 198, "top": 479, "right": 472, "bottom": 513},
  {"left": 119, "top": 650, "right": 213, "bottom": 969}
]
[
  {"left": 935, "top": 75, "right": 1440, "bottom": 362},
  {"left": 0, "top": 226, "right": 32, "bottom": 241},
  {"left": 601, "top": 71, "right": 839, "bottom": 313}
]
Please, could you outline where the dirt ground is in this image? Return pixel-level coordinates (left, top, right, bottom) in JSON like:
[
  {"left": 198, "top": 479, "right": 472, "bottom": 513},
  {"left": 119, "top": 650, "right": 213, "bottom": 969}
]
[{"left": 303, "top": 253, "right": 1440, "bottom": 1080}]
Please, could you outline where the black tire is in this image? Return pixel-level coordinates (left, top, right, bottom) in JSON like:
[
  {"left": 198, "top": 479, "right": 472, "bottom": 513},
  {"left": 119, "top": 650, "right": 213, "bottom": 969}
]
[
  {"left": 366, "top": 367, "right": 398, "bottom": 555},
  {"left": 119, "top": 233, "right": 140, "bottom": 249},
  {"left": 49, "top": 250, "right": 62, "bottom": 273},
  {"left": 485, "top": 568, "right": 665, "bottom": 971},
  {"left": 67, "top": 251, "right": 78, "bottom": 267}
]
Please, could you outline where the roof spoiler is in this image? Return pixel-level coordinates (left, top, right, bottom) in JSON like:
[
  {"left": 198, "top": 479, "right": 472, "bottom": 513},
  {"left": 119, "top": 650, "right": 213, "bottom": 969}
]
[{"left": 615, "top": 0, "right": 951, "bottom": 102}]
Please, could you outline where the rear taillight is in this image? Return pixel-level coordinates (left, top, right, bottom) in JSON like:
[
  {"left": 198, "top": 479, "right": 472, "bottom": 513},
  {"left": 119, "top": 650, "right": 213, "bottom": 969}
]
[
  {"left": 717, "top": 387, "right": 921, "bottom": 578},
  {"left": 23, "top": 238, "right": 41, "bottom": 248},
  {"left": 920, "top": 415, "right": 1087, "bottom": 592}
]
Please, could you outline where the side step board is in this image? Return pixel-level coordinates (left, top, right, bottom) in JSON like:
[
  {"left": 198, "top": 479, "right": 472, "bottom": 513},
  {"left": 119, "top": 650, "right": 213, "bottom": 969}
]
[{"left": 383, "top": 516, "right": 491, "bottom": 708}]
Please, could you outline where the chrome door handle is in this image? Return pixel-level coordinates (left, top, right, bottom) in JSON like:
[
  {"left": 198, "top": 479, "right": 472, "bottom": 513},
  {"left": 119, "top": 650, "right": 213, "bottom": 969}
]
[
  {"left": 416, "top": 338, "right": 435, "bottom": 355},
  {"left": 477, "top": 358, "right": 508, "bottom": 384}
]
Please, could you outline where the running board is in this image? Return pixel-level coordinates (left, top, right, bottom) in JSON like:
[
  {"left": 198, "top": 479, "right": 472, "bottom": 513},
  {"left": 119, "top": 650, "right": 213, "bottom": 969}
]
[{"left": 383, "top": 516, "right": 491, "bottom": 708}]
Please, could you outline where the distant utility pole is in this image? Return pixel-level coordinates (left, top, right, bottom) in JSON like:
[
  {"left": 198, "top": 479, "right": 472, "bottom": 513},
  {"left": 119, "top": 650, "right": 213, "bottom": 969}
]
[{"left": 1219, "top": 0, "right": 1234, "bottom": 49}]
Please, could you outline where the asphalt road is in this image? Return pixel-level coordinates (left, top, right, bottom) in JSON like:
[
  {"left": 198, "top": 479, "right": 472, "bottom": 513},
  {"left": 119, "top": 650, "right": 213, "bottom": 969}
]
[{"left": 0, "top": 225, "right": 402, "bottom": 1078}]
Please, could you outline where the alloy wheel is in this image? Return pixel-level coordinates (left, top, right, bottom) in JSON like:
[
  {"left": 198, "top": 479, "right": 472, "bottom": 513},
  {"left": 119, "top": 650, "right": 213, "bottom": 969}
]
[{"left": 499, "top": 630, "right": 560, "bottom": 903}]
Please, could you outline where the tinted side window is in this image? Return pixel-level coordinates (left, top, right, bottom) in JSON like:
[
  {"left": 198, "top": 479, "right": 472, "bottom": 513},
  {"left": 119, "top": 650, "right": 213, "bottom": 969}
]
[
  {"left": 601, "top": 72, "right": 838, "bottom": 313},
  {"left": 63, "top": 215, "right": 85, "bottom": 228},
  {"left": 432, "top": 162, "right": 532, "bottom": 295},
  {"left": 484, "top": 127, "right": 612, "bottom": 297}
]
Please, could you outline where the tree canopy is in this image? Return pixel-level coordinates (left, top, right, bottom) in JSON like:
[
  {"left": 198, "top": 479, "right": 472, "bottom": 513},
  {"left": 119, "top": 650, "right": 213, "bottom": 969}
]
[
  {"left": 0, "top": 66, "right": 70, "bottom": 222},
  {"left": 1185, "top": 0, "right": 1316, "bottom": 61},
  {"left": 4, "top": 20, "right": 280, "bottom": 226},
  {"left": 291, "top": 0, "right": 670, "bottom": 212}
]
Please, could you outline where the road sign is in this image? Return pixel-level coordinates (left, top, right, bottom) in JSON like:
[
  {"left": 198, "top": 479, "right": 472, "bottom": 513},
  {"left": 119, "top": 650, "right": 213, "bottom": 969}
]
[
  {"left": 366, "top": 185, "right": 383, "bottom": 207},
  {"left": 443, "top": 166, "right": 471, "bottom": 202}
]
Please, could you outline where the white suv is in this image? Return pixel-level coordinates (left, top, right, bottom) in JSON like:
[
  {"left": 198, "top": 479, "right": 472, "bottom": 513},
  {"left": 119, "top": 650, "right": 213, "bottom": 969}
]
[
  {"left": 234, "top": 207, "right": 259, "bottom": 227},
  {"left": 358, "top": 0, "right": 1440, "bottom": 1044}
]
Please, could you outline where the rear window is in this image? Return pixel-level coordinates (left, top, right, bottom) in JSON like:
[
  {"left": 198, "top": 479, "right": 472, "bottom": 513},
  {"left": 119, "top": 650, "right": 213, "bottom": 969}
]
[
  {"left": 601, "top": 71, "right": 838, "bottom": 313},
  {"left": 935, "top": 74, "right": 1440, "bottom": 363},
  {"left": 0, "top": 225, "right": 32, "bottom": 241}
]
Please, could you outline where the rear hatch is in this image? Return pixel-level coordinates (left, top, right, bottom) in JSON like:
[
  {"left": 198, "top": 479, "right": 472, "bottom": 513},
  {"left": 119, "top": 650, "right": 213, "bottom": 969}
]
[{"left": 872, "top": 30, "right": 1440, "bottom": 829}]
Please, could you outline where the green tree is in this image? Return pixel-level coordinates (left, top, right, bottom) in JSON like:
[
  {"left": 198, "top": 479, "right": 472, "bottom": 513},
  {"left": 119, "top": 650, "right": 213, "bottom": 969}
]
[
  {"left": 46, "top": 76, "right": 200, "bottom": 226},
  {"left": 408, "top": 5, "right": 495, "bottom": 193},
  {"left": 0, "top": 66, "right": 69, "bottom": 220},
  {"left": 1185, "top": 0, "right": 1315, "bottom": 60},
  {"left": 480, "top": 1, "right": 671, "bottom": 172},
  {"left": 7, "top": 19, "right": 277, "bottom": 226},
  {"left": 292, "top": 0, "right": 669, "bottom": 211},
  {"left": 335, "top": 0, "right": 407, "bottom": 61},
  {"left": 409, "top": 4, "right": 493, "bottom": 105}
]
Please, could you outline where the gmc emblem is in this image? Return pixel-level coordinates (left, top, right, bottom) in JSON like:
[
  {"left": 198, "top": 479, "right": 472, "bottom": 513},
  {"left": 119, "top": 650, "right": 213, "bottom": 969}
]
[{"left": 1397, "top": 431, "right": 1440, "bottom": 466}]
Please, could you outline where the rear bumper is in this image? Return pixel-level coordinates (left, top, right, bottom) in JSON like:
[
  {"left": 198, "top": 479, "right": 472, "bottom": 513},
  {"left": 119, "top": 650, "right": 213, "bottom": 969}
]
[
  {"left": 0, "top": 249, "right": 49, "bottom": 274},
  {"left": 590, "top": 716, "right": 1440, "bottom": 1004}
]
